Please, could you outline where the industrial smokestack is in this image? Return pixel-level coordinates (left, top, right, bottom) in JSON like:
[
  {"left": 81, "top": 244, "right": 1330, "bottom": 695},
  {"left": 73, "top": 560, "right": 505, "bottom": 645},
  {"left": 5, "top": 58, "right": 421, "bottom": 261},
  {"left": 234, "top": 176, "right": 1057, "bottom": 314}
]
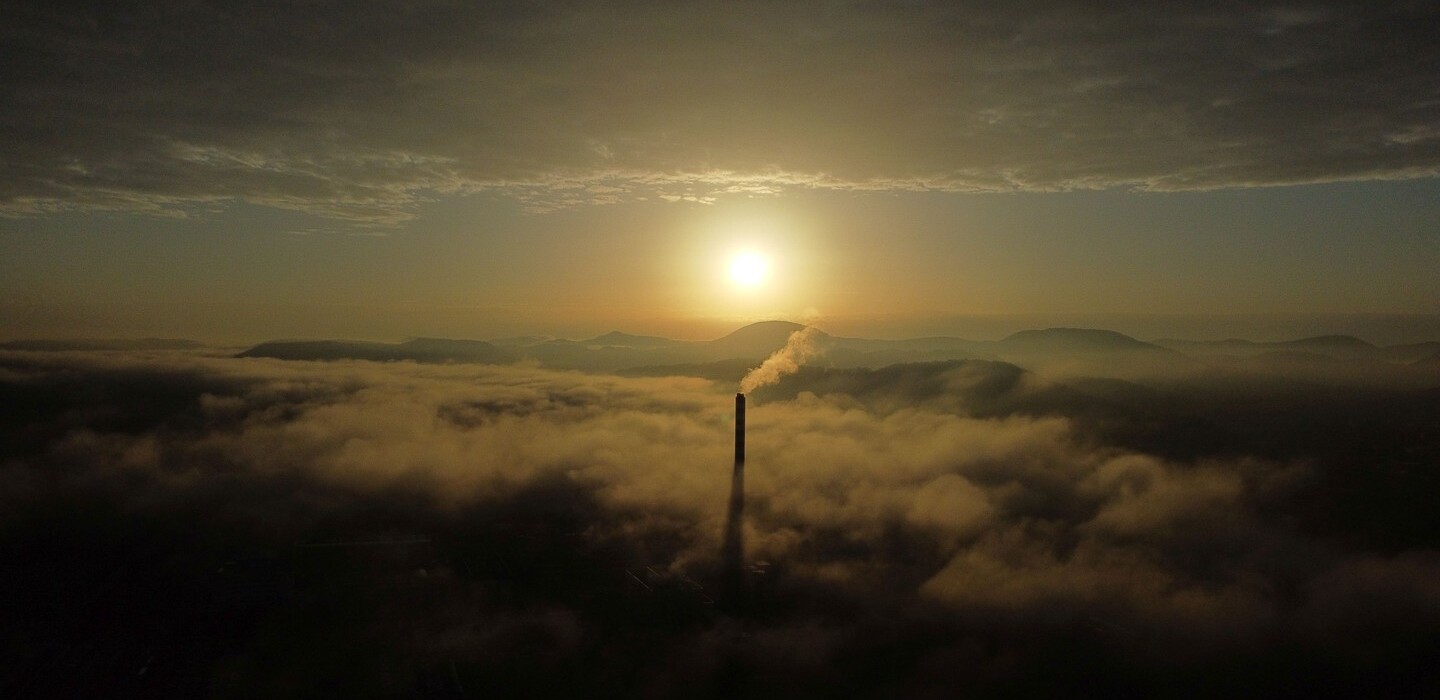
[
  {"left": 734, "top": 393, "right": 745, "bottom": 466},
  {"left": 722, "top": 393, "right": 746, "bottom": 606}
]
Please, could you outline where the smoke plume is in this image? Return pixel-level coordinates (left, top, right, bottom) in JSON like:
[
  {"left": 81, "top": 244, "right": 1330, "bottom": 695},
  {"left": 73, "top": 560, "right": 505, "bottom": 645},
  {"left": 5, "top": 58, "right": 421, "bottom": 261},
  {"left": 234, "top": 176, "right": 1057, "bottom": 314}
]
[{"left": 740, "top": 326, "right": 823, "bottom": 394}]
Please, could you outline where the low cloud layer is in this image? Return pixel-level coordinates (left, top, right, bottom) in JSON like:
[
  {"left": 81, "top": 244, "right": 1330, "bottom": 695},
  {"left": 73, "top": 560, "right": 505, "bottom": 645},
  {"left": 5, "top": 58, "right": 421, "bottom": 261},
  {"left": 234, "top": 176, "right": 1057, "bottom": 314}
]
[
  {"left": 3, "top": 1, "right": 1438, "bottom": 220},
  {"left": 2, "top": 349, "right": 1438, "bottom": 696}
]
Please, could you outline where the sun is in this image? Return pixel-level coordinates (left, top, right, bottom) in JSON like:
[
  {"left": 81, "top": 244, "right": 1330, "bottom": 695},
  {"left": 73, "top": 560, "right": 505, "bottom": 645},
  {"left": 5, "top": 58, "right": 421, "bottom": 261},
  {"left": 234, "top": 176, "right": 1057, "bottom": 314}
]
[{"left": 728, "top": 252, "right": 770, "bottom": 289}]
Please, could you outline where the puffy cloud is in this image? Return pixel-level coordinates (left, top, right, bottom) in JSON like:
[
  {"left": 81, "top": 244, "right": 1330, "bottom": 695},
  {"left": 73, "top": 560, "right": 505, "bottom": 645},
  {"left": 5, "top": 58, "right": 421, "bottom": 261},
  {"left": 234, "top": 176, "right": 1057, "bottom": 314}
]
[
  {"left": 2, "top": 1, "right": 1437, "bottom": 221},
  {"left": 2, "top": 348, "right": 1439, "bottom": 694}
]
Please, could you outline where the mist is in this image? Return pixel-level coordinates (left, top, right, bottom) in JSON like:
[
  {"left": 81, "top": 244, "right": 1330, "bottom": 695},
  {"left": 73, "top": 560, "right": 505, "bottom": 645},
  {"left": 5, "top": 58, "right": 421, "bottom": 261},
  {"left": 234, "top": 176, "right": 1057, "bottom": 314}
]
[{"left": 2, "top": 344, "right": 1438, "bottom": 698}]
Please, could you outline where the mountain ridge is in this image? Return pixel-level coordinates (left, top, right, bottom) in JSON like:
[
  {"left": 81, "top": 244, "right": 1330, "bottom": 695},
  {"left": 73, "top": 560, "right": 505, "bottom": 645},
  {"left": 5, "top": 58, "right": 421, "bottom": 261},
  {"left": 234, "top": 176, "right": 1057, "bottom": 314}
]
[{"left": 223, "top": 321, "right": 1440, "bottom": 376}]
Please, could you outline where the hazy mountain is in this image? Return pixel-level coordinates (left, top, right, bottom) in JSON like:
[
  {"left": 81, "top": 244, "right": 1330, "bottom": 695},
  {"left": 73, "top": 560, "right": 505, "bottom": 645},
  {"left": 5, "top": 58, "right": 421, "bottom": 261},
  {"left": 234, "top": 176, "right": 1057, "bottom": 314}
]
[
  {"left": 617, "top": 358, "right": 759, "bottom": 383},
  {"left": 512, "top": 338, "right": 681, "bottom": 371},
  {"left": 238, "top": 338, "right": 514, "bottom": 364},
  {"left": 0, "top": 338, "right": 205, "bottom": 351},
  {"left": 233, "top": 323, "right": 1440, "bottom": 384},
  {"left": 998, "top": 327, "right": 1165, "bottom": 352},
  {"left": 514, "top": 321, "right": 810, "bottom": 372},
  {"left": 1271, "top": 335, "right": 1378, "bottom": 360},
  {"left": 582, "top": 331, "right": 683, "bottom": 348},
  {"left": 983, "top": 328, "right": 1187, "bottom": 376},
  {"left": 1253, "top": 350, "right": 1343, "bottom": 365},
  {"left": 1156, "top": 335, "right": 1383, "bottom": 361},
  {"left": 815, "top": 334, "right": 991, "bottom": 368},
  {"left": 394, "top": 338, "right": 518, "bottom": 363},
  {"left": 488, "top": 335, "right": 559, "bottom": 348},
  {"left": 1275, "top": 334, "right": 1374, "bottom": 351},
  {"left": 1382, "top": 341, "right": 1440, "bottom": 364},
  {"left": 1152, "top": 337, "right": 1258, "bottom": 353},
  {"left": 238, "top": 340, "right": 391, "bottom": 361},
  {"left": 703, "top": 320, "right": 809, "bottom": 359}
]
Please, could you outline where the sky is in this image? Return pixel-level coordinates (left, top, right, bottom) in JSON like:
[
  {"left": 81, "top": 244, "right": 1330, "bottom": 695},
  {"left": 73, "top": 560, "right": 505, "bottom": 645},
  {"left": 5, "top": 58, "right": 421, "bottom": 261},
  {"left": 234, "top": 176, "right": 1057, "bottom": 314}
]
[{"left": 3, "top": 0, "right": 1439, "bottom": 343}]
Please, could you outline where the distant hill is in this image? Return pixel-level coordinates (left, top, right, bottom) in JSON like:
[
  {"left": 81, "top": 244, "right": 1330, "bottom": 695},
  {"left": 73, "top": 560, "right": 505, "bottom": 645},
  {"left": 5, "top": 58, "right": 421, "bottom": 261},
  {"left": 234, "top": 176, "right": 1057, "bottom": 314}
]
[
  {"left": 980, "top": 328, "right": 1186, "bottom": 376},
  {"left": 998, "top": 328, "right": 1162, "bottom": 352},
  {"left": 617, "top": 358, "right": 759, "bottom": 383},
  {"left": 393, "top": 338, "right": 518, "bottom": 363},
  {"left": 488, "top": 335, "right": 558, "bottom": 348},
  {"left": 238, "top": 338, "right": 514, "bottom": 364},
  {"left": 511, "top": 323, "right": 1201, "bottom": 378},
  {"left": 509, "top": 321, "right": 806, "bottom": 371},
  {"left": 1272, "top": 335, "right": 1376, "bottom": 360},
  {"left": 704, "top": 320, "right": 808, "bottom": 359},
  {"left": 233, "top": 323, "right": 1440, "bottom": 383},
  {"left": 508, "top": 338, "right": 677, "bottom": 371},
  {"left": 1252, "top": 350, "right": 1343, "bottom": 366},
  {"left": 582, "top": 331, "right": 682, "bottom": 348},
  {"left": 1381, "top": 341, "right": 1440, "bottom": 364},
  {"left": 0, "top": 338, "right": 205, "bottom": 351},
  {"left": 1155, "top": 335, "right": 1387, "bottom": 362},
  {"left": 805, "top": 334, "right": 990, "bottom": 369},
  {"left": 1152, "top": 338, "right": 1257, "bottom": 353},
  {"left": 1274, "top": 335, "right": 1374, "bottom": 351}
]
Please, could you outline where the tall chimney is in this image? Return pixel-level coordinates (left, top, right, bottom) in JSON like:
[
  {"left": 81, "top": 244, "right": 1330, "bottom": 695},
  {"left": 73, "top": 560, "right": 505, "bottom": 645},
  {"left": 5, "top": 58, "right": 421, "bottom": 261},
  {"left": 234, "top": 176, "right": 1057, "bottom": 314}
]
[
  {"left": 734, "top": 393, "right": 745, "bottom": 466},
  {"left": 722, "top": 393, "right": 746, "bottom": 606}
]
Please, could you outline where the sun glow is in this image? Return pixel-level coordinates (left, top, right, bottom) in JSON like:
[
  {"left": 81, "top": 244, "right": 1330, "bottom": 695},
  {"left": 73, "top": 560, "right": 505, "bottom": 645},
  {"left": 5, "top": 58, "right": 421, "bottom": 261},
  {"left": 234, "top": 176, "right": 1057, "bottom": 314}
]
[
  {"left": 728, "top": 252, "right": 770, "bottom": 289},
  {"left": 672, "top": 208, "right": 818, "bottom": 319}
]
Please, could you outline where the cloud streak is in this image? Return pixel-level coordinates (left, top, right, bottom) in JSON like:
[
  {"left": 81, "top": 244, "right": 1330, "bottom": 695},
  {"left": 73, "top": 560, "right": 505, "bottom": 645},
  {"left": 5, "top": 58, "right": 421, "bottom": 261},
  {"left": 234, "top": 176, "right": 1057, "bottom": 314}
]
[{"left": 2, "top": 2, "right": 1437, "bottom": 221}]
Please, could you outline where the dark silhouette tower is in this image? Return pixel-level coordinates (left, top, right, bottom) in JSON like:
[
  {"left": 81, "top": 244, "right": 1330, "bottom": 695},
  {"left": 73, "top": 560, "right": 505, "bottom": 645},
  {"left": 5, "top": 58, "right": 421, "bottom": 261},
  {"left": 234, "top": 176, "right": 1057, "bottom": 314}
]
[
  {"left": 734, "top": 392, "right": 745, "bottom": 467},
  {"left": 722, "top": 393, "right": 746, "bottom": 604}
]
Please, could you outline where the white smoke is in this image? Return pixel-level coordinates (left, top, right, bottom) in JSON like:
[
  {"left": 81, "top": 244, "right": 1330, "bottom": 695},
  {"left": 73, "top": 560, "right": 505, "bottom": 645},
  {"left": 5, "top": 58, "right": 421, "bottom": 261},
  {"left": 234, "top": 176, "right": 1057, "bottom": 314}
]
[{"left": 740, "top": 326, "right": 824, "bottom": 394}]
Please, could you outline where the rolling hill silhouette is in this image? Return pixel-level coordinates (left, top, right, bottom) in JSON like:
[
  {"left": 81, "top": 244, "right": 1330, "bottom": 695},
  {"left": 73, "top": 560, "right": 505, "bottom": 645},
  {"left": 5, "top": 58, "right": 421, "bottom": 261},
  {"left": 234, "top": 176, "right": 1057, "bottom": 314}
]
[
  {"left": 703, "top": 320, "right": 808, "bottom": 358},
  {"left": 238, "top": 338, "right": 515, "bottom": 364},
  {"left": 997, "top": 327, "right": 1163, "bottom": 352},
  {"left": 580, "top": 331, "right": 681, "bottom": 348},
  {"left": 1155, "top": 334, "right": 1385, "bottom": 360},
  {"left": 229, "top": 322, "right": 1440, "bottom": 382}
]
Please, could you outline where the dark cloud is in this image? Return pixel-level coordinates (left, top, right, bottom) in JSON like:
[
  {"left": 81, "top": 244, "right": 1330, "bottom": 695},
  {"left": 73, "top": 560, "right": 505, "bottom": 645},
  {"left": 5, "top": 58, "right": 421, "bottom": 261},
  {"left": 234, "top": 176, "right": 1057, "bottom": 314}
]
[
  {"left": 2, "top": 1, "right": 1437, "bottom": 220},
  {"left": 2, "top": 349, "right": 1439, "bottom": 696}
]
